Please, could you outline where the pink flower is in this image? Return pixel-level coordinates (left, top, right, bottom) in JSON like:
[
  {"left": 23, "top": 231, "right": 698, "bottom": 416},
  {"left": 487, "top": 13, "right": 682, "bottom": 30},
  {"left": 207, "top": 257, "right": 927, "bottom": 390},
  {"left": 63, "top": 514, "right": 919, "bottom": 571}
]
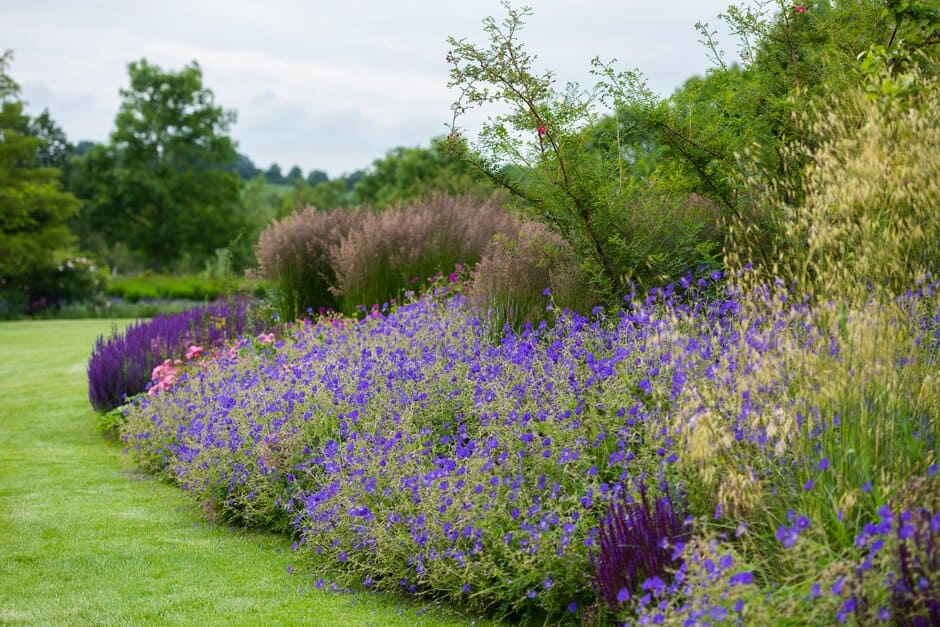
[
  {"left": 185, "top": 345, "right": 204, "bottom": 360},
  {"left": 794, "top": 4, "right": 806, "bottom": 12},
  {"left": 537, "top": 124, "right": 546, "bottom": 136}
]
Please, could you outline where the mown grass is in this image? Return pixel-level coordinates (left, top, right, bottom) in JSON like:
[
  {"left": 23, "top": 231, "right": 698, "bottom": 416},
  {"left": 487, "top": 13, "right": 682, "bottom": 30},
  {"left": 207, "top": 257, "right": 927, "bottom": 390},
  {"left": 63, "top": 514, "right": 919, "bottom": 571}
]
[{"left": 0, "top": 319, "right": 493, "bottom": 625}]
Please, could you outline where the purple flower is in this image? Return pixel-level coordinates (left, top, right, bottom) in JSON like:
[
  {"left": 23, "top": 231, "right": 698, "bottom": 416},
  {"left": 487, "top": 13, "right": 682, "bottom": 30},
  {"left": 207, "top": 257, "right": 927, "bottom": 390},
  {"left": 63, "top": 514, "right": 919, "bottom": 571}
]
[
  {"left": 831, "top": 576, "right": 845, "bottom": 596},
  {"left": 809, "top": 583, "right": 821, "bottom": 600},
  {"left": 641, "top": 576, "right": 666, "bottom": 596},
  {"left": 818, "top": 458, "right": 830, "bottom": 471},
  {"left": 728, "top": 571, "right": 753, "bottom": 586}
]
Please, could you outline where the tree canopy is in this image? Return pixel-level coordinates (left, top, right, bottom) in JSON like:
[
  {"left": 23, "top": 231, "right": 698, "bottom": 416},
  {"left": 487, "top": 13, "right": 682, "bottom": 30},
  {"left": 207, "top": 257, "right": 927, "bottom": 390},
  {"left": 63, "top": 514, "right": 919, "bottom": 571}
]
[
  {"left": 0, "top": 50, "right": 80, "bottom": 287},
  {"left": 73, "top": 59, "right": 245, "bottom": 270}
]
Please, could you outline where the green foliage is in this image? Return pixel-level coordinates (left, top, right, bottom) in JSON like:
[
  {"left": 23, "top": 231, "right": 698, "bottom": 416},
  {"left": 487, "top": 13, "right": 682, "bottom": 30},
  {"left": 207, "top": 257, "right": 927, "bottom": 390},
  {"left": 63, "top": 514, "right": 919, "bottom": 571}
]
[
  {"left": 0, "top": 50, "right": 83, "bottom": 313},
  {"left": 229, "top": 152, "right": 261, "bottom": 180},
  {"left": 264, "top": 162, "right": 285, "bottom": 184},
  {"left": 306, "top": 168, "right": 328, "bottom": 186},
  {"left": 278, "top": 178, "right": 352, "bottom": 214},
  {"left": 105, "top": 272, "right": 252, "bottom": 303},
  {"left": 446, "top": 5, "right": 721, "bottom": 296},
  {"left": 285, "top": 164, "right": 303, "bottom": 183},
  {"left": 28, "top": 108, "right": 73, "bottom": 169},
  {"left": 353, "top": 140, "right": 498, "bottom": 209},
  {"left": 71, "top": 59, "right": 246, "bottom": 271}
]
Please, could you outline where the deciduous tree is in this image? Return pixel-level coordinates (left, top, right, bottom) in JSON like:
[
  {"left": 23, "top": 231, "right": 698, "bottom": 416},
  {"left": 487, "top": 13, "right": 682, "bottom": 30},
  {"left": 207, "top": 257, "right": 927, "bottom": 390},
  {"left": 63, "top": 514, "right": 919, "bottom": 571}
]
[{"left": 76, "top": 59, "right": 245, "bottom": 270}]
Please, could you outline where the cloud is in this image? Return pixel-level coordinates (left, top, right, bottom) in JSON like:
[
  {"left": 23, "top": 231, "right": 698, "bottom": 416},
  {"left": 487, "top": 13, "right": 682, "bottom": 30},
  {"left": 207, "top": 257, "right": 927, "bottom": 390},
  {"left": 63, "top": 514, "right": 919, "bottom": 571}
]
[
  {"left": 1, "top": 0, "right": 737, "bottom": 177},
  {"left": 235, "top": 91, "right": 446, "bottom": 176}
]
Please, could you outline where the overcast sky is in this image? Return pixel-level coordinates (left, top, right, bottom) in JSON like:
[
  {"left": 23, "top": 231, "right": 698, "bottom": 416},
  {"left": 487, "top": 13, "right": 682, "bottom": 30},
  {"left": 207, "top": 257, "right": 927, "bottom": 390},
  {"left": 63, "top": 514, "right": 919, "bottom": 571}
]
[{"left": 3, "top": 1, "right": 737, "bottom": 178}]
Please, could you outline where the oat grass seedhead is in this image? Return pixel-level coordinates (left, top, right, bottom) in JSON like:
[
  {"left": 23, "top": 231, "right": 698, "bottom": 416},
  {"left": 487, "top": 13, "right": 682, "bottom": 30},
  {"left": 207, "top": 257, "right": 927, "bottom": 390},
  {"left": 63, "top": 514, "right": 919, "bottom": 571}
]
[{"left": 729, "top": 68, "right": 940, "bottom": 302}]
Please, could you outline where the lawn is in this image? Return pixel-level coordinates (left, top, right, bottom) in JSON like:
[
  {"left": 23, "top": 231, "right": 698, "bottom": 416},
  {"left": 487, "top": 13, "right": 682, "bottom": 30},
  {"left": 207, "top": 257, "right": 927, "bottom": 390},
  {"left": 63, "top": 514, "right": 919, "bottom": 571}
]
[{"left": 0, "top": 319, "right": 489, "bottom": 625}]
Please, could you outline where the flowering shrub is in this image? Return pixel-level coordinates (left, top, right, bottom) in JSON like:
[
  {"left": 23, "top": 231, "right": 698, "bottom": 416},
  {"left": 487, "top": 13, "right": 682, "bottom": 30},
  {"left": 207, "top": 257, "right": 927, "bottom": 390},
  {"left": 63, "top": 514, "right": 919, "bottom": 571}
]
[
  {"left": 120, "top": 274, "right": 939, "bottom": 623},
  {"left": 87, "top": 299, "right": 268, "bottom": 412}
]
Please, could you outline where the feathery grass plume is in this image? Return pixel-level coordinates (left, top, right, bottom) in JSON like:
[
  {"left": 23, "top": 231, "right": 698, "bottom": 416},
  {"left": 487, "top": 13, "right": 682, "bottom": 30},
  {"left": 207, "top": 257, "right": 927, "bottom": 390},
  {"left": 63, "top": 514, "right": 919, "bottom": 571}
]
[
  {"left": 728, "top": 65, "right": 940, "bottom": 301},
  {"left": 469, "top": 220, "right": 595, "bottom": 333},
  {"left": 331, "top": 193, "right": 518, "bottom": 314},
  {"left": 255, "top": 205, "right": 359, "bottom": 321}
]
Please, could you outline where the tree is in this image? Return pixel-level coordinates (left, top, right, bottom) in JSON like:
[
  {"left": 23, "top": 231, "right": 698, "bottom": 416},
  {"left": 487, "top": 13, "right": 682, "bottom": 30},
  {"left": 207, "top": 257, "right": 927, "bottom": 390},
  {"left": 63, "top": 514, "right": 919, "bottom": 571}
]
[
  {"left": 0, "top": 50, "right": 81, "bottom": 307},
  {"left": 286, "top": 164, "right": 303, "bottom": 183},
  {"left": 306, "top": 169, "right": 328, "bottom": 186},
  {"left": 265, "top": 163, "right": 285, "bottom": 184},
  {"left": 278, "top": 178, "right": 351, "bottom": 215},
  {"left": 73, "top": 140, "right": 96, "bottom": 158},
  {"left": 230, "top": 152, "right": 261, "bottom": 180},
  {"left": 29, "top": 109, "right": 73, "bottom": 169},
  {"left": 353, "top": 140, "right": 496, "bottom": 208},
  {"left": 75, "top": 59, "right": 245, "bottom": 270}
]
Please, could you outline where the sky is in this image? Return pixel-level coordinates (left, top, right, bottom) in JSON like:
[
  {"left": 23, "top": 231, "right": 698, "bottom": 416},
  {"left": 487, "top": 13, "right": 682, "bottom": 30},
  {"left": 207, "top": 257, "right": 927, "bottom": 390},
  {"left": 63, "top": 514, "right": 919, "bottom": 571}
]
[{"left": 2, "top": 1, "right": 738, "bottom": 178}]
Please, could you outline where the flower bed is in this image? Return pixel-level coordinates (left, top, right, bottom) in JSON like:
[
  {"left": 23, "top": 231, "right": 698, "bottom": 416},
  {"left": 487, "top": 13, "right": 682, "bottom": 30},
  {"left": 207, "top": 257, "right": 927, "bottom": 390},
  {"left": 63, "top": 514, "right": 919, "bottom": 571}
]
[
  {"left": 120, "top": 280, "right": 939, "bottom": 624},
  {"left": 87, "top": 299, "right": 269, "bottom": 412}
]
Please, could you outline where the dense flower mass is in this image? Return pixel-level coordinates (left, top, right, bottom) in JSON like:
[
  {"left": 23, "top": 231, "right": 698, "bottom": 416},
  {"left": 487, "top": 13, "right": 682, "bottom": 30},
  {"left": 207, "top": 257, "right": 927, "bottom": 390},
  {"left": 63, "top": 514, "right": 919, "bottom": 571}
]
[
  {"left": 120, "top": 278, "right": 940, "bottom": 623},
  {"left": 87, "top": 299, "right": 267, "bottom": 411}
]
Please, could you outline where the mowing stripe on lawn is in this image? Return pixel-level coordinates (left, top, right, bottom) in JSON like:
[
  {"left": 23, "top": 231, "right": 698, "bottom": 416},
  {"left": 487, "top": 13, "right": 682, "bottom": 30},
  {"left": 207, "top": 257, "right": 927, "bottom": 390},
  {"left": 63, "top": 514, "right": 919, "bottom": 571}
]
[{"left": 0, "top": 319, "right": 489, "bottom": 625}]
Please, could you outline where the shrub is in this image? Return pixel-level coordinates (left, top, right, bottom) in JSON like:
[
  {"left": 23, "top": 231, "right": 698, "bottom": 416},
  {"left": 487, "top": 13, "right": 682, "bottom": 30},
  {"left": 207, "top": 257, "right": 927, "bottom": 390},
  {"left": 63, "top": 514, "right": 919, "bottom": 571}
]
[
  {"left": 0, "top": 255, "right": 107, "bottom": 317},
  {"left": 445, "top": 6, "right": 724, "bottom": 295},
  {"left": 106, "top": 273, "right": 233, "bottom": 302},
  {"left": 469, "top": 221, "right": 595, "bottom": 332},
  {"left": 255, "top": 206, "right": 359, "bottom": 321},
  {"left": 87, "top": 299, "right": 266, "bottom": 411},
  {"left": 331, "top": 193, "right": 518, "bottom": 314}
]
